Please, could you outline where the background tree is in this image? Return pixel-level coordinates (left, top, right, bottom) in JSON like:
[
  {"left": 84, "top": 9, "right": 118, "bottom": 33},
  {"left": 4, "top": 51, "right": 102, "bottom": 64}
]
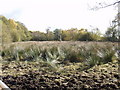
[
  {"left": 61, "top": 28, "right": 80, "bottom": 41},
  {"left": 46, "top": 31, "right": 54, "bottom": 41},
  {"left": 54, "top": 29, "right": 62, "bottom": 41},
  {"left": 105, "top": 25, "right": 118, "bottom": 41},
  {"left": 0, "top": 16, "right": 32, "bottom": 43},
  {"left": 90, "top": 0, "right": 120, "bottom": 42},
  {"left": 90, "top": 28, "right": 102, "bottom": 41},
  {"left": 30, "top": 31, "right": 47, "bottom": 41}
]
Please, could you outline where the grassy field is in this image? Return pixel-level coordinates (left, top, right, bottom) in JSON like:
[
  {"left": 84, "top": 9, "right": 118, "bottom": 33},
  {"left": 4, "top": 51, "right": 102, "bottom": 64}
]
[{"left": 0, "top": 41, "right": 120, "bottom": 89}]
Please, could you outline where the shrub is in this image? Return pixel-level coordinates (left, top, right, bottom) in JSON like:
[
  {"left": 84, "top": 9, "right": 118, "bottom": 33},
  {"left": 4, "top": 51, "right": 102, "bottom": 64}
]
[{"left": 1, "top": 42, "right": 118, "bottom": 70}]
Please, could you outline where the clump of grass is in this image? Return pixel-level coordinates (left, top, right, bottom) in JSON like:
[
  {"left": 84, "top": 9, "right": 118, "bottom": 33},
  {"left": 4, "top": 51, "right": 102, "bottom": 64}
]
[
  {"left": 40, "top": 47, "right": 66, "bottom": 69},
  {"left": 85, "top": 45, "right": 117, "bottom": 68},
  {"left": 1, "top": 42, "right": 118, "bottom": 71}
]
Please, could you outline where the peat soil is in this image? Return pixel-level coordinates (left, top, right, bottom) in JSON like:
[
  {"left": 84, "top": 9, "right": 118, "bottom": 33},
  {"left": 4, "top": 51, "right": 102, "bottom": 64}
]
[{"left": 0, "top": 62, "right": 120, "bottom": 90}]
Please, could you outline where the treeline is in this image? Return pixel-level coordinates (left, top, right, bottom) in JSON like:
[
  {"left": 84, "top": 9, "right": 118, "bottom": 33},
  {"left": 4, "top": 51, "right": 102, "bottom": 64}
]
[
  {"left": 0, "top": 16, "right": 31, "bottom": 43},
  {"left": 30, "top": 28, "right": 103, "bottom": 41},
  {"left": 30, "top": 27, "right": 119, "bottom": 42},
  {"left": 0, "top": 16, "right": 119, "bottom": 43}
]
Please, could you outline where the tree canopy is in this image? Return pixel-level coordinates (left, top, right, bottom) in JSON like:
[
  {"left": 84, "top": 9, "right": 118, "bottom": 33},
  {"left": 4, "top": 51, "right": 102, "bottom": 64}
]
[
  {"left": 0, "top": 16, "right": 119, "bottom": 42},
  {"left": 0, "top": 16, "right": 31, "bottom": 43}
]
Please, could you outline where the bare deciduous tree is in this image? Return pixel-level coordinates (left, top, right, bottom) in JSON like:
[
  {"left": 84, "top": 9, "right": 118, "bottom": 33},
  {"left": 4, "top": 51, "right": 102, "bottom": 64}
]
[{"left": 90, "top": 1, "right": 120, "bottom": 41}]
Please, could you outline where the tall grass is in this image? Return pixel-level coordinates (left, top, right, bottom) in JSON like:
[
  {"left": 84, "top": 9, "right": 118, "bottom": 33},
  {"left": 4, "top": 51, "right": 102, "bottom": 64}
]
[{"left": 1, "top": 41, "right": 119, "bottom": 70}]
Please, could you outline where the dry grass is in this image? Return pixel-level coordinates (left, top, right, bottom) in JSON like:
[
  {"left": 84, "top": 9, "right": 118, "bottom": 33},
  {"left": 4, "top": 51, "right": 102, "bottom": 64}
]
[
  {"left": 0, "top": 41, "right": 119, "bottom": 89},
  {"left": 1, "top": 41, "right": 119, "bottom": 69}
]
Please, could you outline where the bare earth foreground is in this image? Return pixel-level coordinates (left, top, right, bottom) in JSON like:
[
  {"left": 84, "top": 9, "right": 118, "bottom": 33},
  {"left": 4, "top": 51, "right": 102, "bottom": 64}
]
[
  {"left": 0, "top": 41, "right": 120, "bottom": 89},
  {"left": 1, "top": 61, "right": 119, "bottom": 90}
]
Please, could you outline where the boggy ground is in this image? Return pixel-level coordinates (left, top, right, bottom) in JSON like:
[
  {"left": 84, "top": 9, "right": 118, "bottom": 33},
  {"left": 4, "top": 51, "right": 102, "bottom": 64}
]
[{"left": 0, "top": 61, "right": 119, "bottom": 90}]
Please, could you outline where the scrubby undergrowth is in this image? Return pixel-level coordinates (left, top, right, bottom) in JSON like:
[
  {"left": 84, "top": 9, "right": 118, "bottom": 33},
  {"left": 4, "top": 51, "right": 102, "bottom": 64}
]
[{"left": 0, "top": 41, "right": 119, "bottom": 89}]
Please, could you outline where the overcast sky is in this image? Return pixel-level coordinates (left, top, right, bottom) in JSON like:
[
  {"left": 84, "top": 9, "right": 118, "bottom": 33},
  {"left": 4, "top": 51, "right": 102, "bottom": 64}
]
[{"left": 0, "top": 0, "right": 118, "bottom": 33}]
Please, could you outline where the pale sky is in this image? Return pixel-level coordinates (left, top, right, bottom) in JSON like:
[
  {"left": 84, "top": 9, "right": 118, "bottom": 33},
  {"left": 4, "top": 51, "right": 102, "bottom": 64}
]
[{"left": 0, "top": 0, "right": 118, "bottom": 33}]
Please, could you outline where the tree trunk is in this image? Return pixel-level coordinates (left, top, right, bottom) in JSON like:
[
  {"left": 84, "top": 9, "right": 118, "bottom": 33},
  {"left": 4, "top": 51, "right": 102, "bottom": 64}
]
[{"left": 118, "top": 3, "right": 120, "bottom": 41}]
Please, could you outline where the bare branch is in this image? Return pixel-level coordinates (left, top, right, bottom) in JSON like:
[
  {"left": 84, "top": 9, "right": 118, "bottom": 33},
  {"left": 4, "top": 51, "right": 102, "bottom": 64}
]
[
  {"left": 91, "top": 1, "right": 120, "bottom": 11},
  {"left": 102, "top": 1, "right": 120, "bottom": 8}
]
